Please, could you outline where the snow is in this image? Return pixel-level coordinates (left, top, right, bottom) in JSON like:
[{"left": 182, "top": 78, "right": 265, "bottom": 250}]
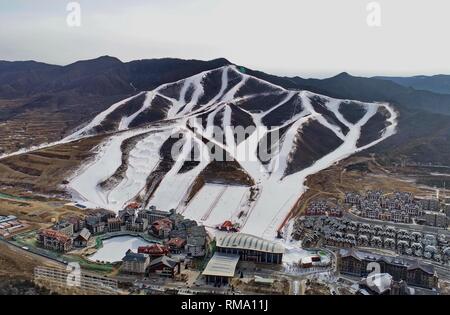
[
  {"left": 64, "top": 93, "right": 145, "bottom": 141},
  {"left": 67, "top": 127, "right": 171, "bottom": 211},
  {"left": 146, "top": 131, "right": 211, "bottom": 211},
  {"left": 88, "top": 236, "right": 153, "bottom": 263},
  {"left": 105, "top": 130, "right": 172, "bottom": 209},
  {"left": 118, "top": 92, "right": 154, "bottom": 130},
  {"left": 182, "top": 184, "right": 250, "bottom": 227},
  {"left": 57, "top": 65, "right": 398, "bottom": 245},
  {"left": 239, "top": 93, "right": 394, "bottom": 240}
]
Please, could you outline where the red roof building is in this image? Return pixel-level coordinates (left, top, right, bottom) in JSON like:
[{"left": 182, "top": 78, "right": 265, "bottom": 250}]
[
  {"left": 138, "top": 244, "right": 169, "bottom": 257},
  {"left": 218, "top": 220, "right": 239, "bottom": 232},
  {"left": 126, "top": 202, "right": 141, "bottom": 210},
  {"left": 166, "top": 237, "right": 186, "bottom": 253},
  {"left": 37, "top": 229, "right": 72, "bottom": 252},
  {"left": 151, "top": 218, "right": 173, "bottom": 238}
]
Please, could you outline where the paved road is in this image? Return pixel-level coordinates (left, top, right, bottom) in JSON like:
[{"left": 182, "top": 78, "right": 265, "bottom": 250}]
[{"left": 0, "top": 237, "right": 65, "bottom": 268}]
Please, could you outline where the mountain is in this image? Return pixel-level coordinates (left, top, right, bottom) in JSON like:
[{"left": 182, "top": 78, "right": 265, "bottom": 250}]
[
  {"left": 17, "top": 65, "right": 396, "bottom": 239},
  {"left": 0, "top": 56, "right": 231, "bottom": 154},
  {"left": 0, "top": 56, "right": 231, "bottom": 98},
  {"left": 1, "top": 58, "right": 449, "bottom": 239},
  {"left": 287, "top": 72, "right": 450, "bottom": 115},
  {"left": 1, "top": 55, "right": 450, "bottom": 166},
  {"left": 271, "top": 72, "right": 450, "bottom": 165},
  {"left": 374, "top": 75, "right": 450, "bottom": 95}
]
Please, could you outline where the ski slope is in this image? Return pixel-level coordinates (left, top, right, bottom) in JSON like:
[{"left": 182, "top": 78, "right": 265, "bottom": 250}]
[
  {"left": 182, "top": 184, "right": 250, "bottom": 227},
  {"left": 64, "top": 64, "right": 398, "bottom": 240}
]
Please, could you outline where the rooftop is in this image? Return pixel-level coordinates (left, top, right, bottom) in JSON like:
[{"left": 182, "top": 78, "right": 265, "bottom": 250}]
[
  {"left": 339, "top": 248, "right": 435, "bottom": 275},
  {"left": 0, "top": 215, "right": 17, "bottom": 223},
  {"left": 149, "top": 255, "right": 178, "bottom": 268},
  {"left": 360, "top": 273, "right": 393, "bottom": 294},
  {"left": 202, "top": 253, "right": 240, "bottom": 278},
  {"left": 39, "top": 229, "right": 71, "bottom": 243},
  {"left": 122, "top": 250, "right": 148, "bottom": 263},
  {"left": 75, "top": 228, "right": 91, "bottom": 241},
  {"left": 216, "top": 232, "right": 285, "bottom": 254}
]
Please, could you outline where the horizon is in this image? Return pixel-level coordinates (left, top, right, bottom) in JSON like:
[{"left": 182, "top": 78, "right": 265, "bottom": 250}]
[
  {"left": 1, "top": 0, "right": 450, "bottom": 78},
  {"left": 1, "top": 54, "right": 450, "bottom": 80}
]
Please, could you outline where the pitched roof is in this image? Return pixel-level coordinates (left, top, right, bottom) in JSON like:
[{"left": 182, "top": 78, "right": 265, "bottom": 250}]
[
  {"left": 202, "top": 253, "right": 240, "bottom": 278},
  {"left": 149, "top": 255, "right": 178, "bottom": 268},
  {"left": 138, "top": 244, "right": 168, "bottom": 255},
  {"left": 166, "top": 237, "right": 186, "bottom": 248},
  {"left": 216, "top": 232, "right": 284, "bottom": 254},
  {"left": 152, "top": 218, "right": 172, "bottom": 231},
  {"left": 360, "top": 273, "right": 393, "bottom": 294},
  {"left": 39, "top": 229, "right": 71, "bottom": 243},
  {"left": 187, "top": 236, "right": 205, "bottom": 247},
  {"left": 407, "top": 261, "right": 435, "bottom": 275},
  {"left": 339, "top": 249, "right": 435, "bottom": 275},
  {"left": 122, "top": 250, "right": 148, "bottom": 263},
  {"left": 75, "top": 228, "right": 91, "bottom": 241}
]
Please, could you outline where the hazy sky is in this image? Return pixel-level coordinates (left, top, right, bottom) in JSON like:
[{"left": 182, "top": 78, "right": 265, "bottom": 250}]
[{"left": 0, "top": 0, "right": 449, "bottom": 78}]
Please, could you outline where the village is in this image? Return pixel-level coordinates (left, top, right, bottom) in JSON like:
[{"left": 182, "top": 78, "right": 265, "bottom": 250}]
[
  {"left": 1, "top": 199, "right": 310, "bottom": 295},
  {"left": 1, "top": 187, "right": 450, "bottom": 296}
]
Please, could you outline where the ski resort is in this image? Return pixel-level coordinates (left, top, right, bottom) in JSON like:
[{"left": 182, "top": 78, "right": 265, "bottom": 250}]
[{"left": 62, "top": 65, "right": 398, "bottom": 245}]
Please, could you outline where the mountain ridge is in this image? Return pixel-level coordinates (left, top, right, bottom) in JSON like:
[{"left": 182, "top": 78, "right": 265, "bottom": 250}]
[{"left": 0, "top": 56, "right": 449, "bottom": 165}]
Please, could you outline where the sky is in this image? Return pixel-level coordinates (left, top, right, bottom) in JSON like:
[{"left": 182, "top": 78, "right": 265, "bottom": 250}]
[{"left": 0, "top": 0, "right": 449, "bottom": 78}]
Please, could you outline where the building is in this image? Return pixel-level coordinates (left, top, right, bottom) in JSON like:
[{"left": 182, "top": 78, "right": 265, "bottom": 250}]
[
  {"left": 118, "top": 208, "right": 136, "bottom": 223},
  {"left": 0, "top": 219, "right": 27, "bottom": 238},
  {"left": 121, "top": 249, "right": 150, "bottom": 274},
  {"left": 215, "top": 233, "right": 284, "bottom": 264},
  {"left": 87, "top": 209, "right": 116, "bottom": 222},
  {"left": 85, "top": 215, "right": 106, "bottom": 235},
  {"left": 445, "top": 204, "right": 450, "bottom": 218},
  {"left": 202, "top": 252, "right": 240, "bottom": 285},
  {"left": 34, "top": 266, "right": 118, "bottom": 295},
  {"left": 423, "top": 212, "right": 448, "bottom": 228},
  {"left": 37, "top": 229, "right": 72, "bottom": 252},
  {"left": 150, "top": 218, "right": 173, "bottom": 238},
  {"left": 73, "top": 228, "right": 91, "bottom": 247},
  {"left": 358, "top": 273, "right": 393, "bottom": 295},
  {"left": 346, "top": 191, "right": 426, "bottom": 224},
  {"left": 0, "top": 215, "right": 17, "bottom": 224},
  {"left": 148, "top": 255, "right": 180, "bottom": 278},
  {"left": 107, "top": 218, "right": 122, "bottom": 232},
  {"left": 166, "top": 237, "right": 186, "bottom": 254},
  {"left": 126, "top": 216, "right": 148, "bottom": 232},
  {"left": 418, "top": 198, "right": 440, "bottom": 212},
  {"left": 306, "top": 200, "right": 343, "bottom": 217},
  {"left": 186, "top": 236, "right": 206, "bottom": 257},
  {"left": 338, "top": 249, "right": 438, "bottom": 289},
  {"left": 138, "top": 244, "right": 169, "bottom": 258},
  {"left": 140, "top": 207, "right": 171, "bottom": 224},
  {"left": 65, "top": 216, "right": 85, "bottom": 233},
  {"left": 52, "top": 221, "right": 74, "bottom": 237}
]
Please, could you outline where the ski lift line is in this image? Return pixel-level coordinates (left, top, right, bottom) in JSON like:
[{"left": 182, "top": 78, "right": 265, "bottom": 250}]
[
  {"left": 230, "top": 187, "right": 252, "bottom": 221},
  {"left": 240, "top": 185, "right": 263, "bottom": 228},
  {"left": 201, "top": 185, "right": 228, "bottom": 221}
]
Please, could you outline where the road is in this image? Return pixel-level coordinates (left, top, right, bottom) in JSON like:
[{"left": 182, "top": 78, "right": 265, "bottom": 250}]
[{"left": 0, "top": 237, "right": 65, "bottom": 268}]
